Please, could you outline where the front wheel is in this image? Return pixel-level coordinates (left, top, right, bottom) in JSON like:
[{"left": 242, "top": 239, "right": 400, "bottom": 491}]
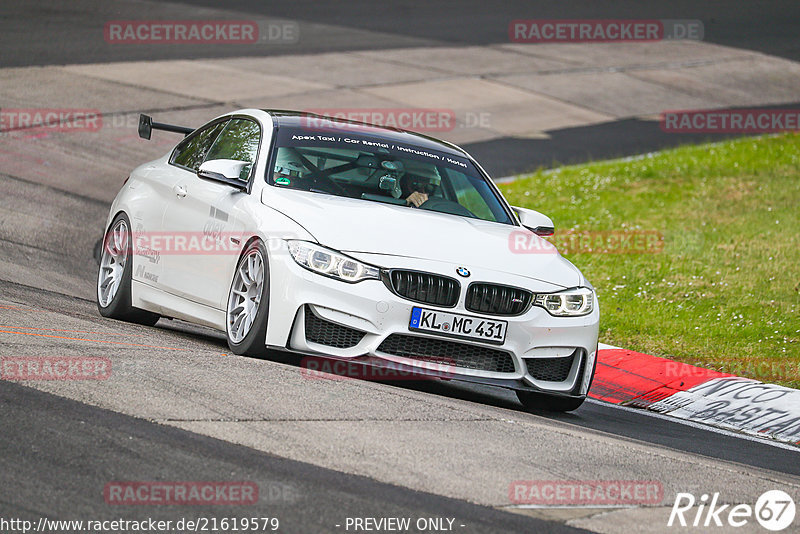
[
  {"left": 96, "top": 214, "right": 160, "bottom": 326},
  {"left": 225, "top": 241, "right": 270, "bottom": 357},
  {"left": 516, "top": 391, "right": 586, "bottom": 412}
]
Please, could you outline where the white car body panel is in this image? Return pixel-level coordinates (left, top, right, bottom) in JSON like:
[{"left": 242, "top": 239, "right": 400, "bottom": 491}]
[
  {"left": 260, "top": 187, "right": 581, "bottom": 288},
  {"left": 103, "top": 108, "right": 599, "bottom": 398}
]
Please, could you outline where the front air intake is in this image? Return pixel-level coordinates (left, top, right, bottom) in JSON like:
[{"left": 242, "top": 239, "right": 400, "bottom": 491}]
[
  {"left": 465, "top": 283, "right": 532, "bottom": 316},
  {"left": 384, "top": 270, "right": 460, "bottom": 307}
]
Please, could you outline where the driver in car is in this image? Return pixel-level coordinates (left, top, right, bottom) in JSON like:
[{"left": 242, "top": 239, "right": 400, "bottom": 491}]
[{"left": 402, "top": 175, "right": 433, "bottom": 207}]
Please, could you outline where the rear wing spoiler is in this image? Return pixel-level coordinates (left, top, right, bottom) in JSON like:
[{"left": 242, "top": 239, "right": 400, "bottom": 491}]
[{"left": 138, "top": 114, "right": 194, "bottom": 140}]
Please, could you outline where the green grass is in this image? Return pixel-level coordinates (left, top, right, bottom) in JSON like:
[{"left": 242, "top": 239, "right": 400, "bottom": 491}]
[{"left": 500, "top": 134, "right": 800, "bottom": 388}]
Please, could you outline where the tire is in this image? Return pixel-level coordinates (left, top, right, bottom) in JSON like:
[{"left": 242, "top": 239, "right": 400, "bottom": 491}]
[
  {"left": 516, "top": 391, "right": 586, "bottom": 412},
  {"left": 225, "top": 240, "right": 270, "bottom": 357},
  {"left": 96, "top": 213, "right": 160, "bottom": 326}
]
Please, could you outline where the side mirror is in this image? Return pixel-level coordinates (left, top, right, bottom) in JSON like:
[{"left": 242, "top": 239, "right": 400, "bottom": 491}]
[
  {"left": 197, "top": 159, "right": 250, "bottom": 190},
  {"left": 512, "top": 206, "right": 554, "bottom": 236}
]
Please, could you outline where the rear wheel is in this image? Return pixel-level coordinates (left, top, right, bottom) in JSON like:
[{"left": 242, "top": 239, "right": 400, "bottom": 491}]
[
  {"left": 96, "top": 214, "right": 160, "bottom": 326},
  {"left": 516, "top": 391, "right": 586, "bottom": 412},
  {"left": 225, "top": 241, "right": 270, "bottom": 357}
]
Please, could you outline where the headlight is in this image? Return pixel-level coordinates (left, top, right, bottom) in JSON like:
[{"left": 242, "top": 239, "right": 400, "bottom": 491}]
[
  {"left": 533, "top": 287, "right": 594, "bottom": 317},
  {"left": 287, "top": 241, "right": 380, "bottom": 283}
]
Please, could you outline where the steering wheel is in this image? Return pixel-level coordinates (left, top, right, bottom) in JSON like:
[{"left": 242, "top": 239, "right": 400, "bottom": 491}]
[{"left": 418, "top": 197, "right": 476, "bottom": 218}]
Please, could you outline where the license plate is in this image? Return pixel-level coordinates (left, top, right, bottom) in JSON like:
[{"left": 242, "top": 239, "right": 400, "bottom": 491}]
[{"left": 409, "top": 307, "right": 507, "bottom": 344}]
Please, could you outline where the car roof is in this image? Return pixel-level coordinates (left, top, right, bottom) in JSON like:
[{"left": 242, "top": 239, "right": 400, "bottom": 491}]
[{"left": 263, "top": 110, "right": 469, "bottom": 158}]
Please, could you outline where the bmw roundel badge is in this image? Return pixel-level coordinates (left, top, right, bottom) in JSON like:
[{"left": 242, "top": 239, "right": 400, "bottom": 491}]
[{"left": 456, "top": 267, "right": 470, "bottom": 277}]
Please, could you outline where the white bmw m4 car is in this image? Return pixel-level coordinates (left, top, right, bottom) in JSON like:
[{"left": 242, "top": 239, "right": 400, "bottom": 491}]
[{"left": 97, "top": 109, "right": 599, "bottom": 411}]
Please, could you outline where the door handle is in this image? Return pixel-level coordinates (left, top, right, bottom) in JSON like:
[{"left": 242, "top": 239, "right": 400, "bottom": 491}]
[{"left": 174, "top": 185, "right": 187, "bottom": 198}]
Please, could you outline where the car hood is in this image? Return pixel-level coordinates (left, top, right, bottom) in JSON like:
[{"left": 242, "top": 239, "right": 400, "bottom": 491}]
[{"left": 262, "top": 188, "right": 582, "bottom": 288}]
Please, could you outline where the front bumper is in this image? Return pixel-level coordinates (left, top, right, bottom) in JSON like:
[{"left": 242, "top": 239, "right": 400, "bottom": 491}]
[{"left": 265, "top": 240, "right": 599, "bottom": 396}]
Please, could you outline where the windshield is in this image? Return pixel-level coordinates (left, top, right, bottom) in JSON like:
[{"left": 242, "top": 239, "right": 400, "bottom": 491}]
[{"left": 267, "top": 126, "right": 513, "bottom": 224}]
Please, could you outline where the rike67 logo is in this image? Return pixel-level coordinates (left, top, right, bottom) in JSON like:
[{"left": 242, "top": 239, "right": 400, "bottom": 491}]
[{"left": 668, "top": 490, "right": 796, "bottom": 531}]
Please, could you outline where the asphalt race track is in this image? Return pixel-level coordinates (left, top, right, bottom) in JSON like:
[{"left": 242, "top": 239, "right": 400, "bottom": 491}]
[
  {"left": 1, "top": 2, "right": 799, "bottom": 533},
  {"left": 3, "top": 0, "right": 800, "bottom": 176},
  {"left": 1, "top": 379, "right": 579, "bottom": 534}
]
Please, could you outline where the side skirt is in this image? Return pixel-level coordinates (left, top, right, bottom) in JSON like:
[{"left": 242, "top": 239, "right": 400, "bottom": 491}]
[{"left": 132, "top": 280, "right": 226, "bottom": 331}]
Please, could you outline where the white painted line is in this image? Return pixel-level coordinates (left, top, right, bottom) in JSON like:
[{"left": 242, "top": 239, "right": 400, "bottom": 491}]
[{"left": 586, "top": 398, "right": 800, "bottom": 451}]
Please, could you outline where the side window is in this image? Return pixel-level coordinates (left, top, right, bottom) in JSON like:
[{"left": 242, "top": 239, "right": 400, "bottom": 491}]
[
  {"left": 204, "top": 119, "right": 261, "bottom": 181},
  {"left": 171, "top": 121, "right": 227, "bottom": 171}
]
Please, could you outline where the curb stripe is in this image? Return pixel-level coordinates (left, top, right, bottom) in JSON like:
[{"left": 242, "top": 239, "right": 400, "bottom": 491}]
[
  {"left": 589, "top": 348, "right": 732, "bottom": 407},
  {"left": 590, "top": 347, "right": 800, "bottom": 446}
]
